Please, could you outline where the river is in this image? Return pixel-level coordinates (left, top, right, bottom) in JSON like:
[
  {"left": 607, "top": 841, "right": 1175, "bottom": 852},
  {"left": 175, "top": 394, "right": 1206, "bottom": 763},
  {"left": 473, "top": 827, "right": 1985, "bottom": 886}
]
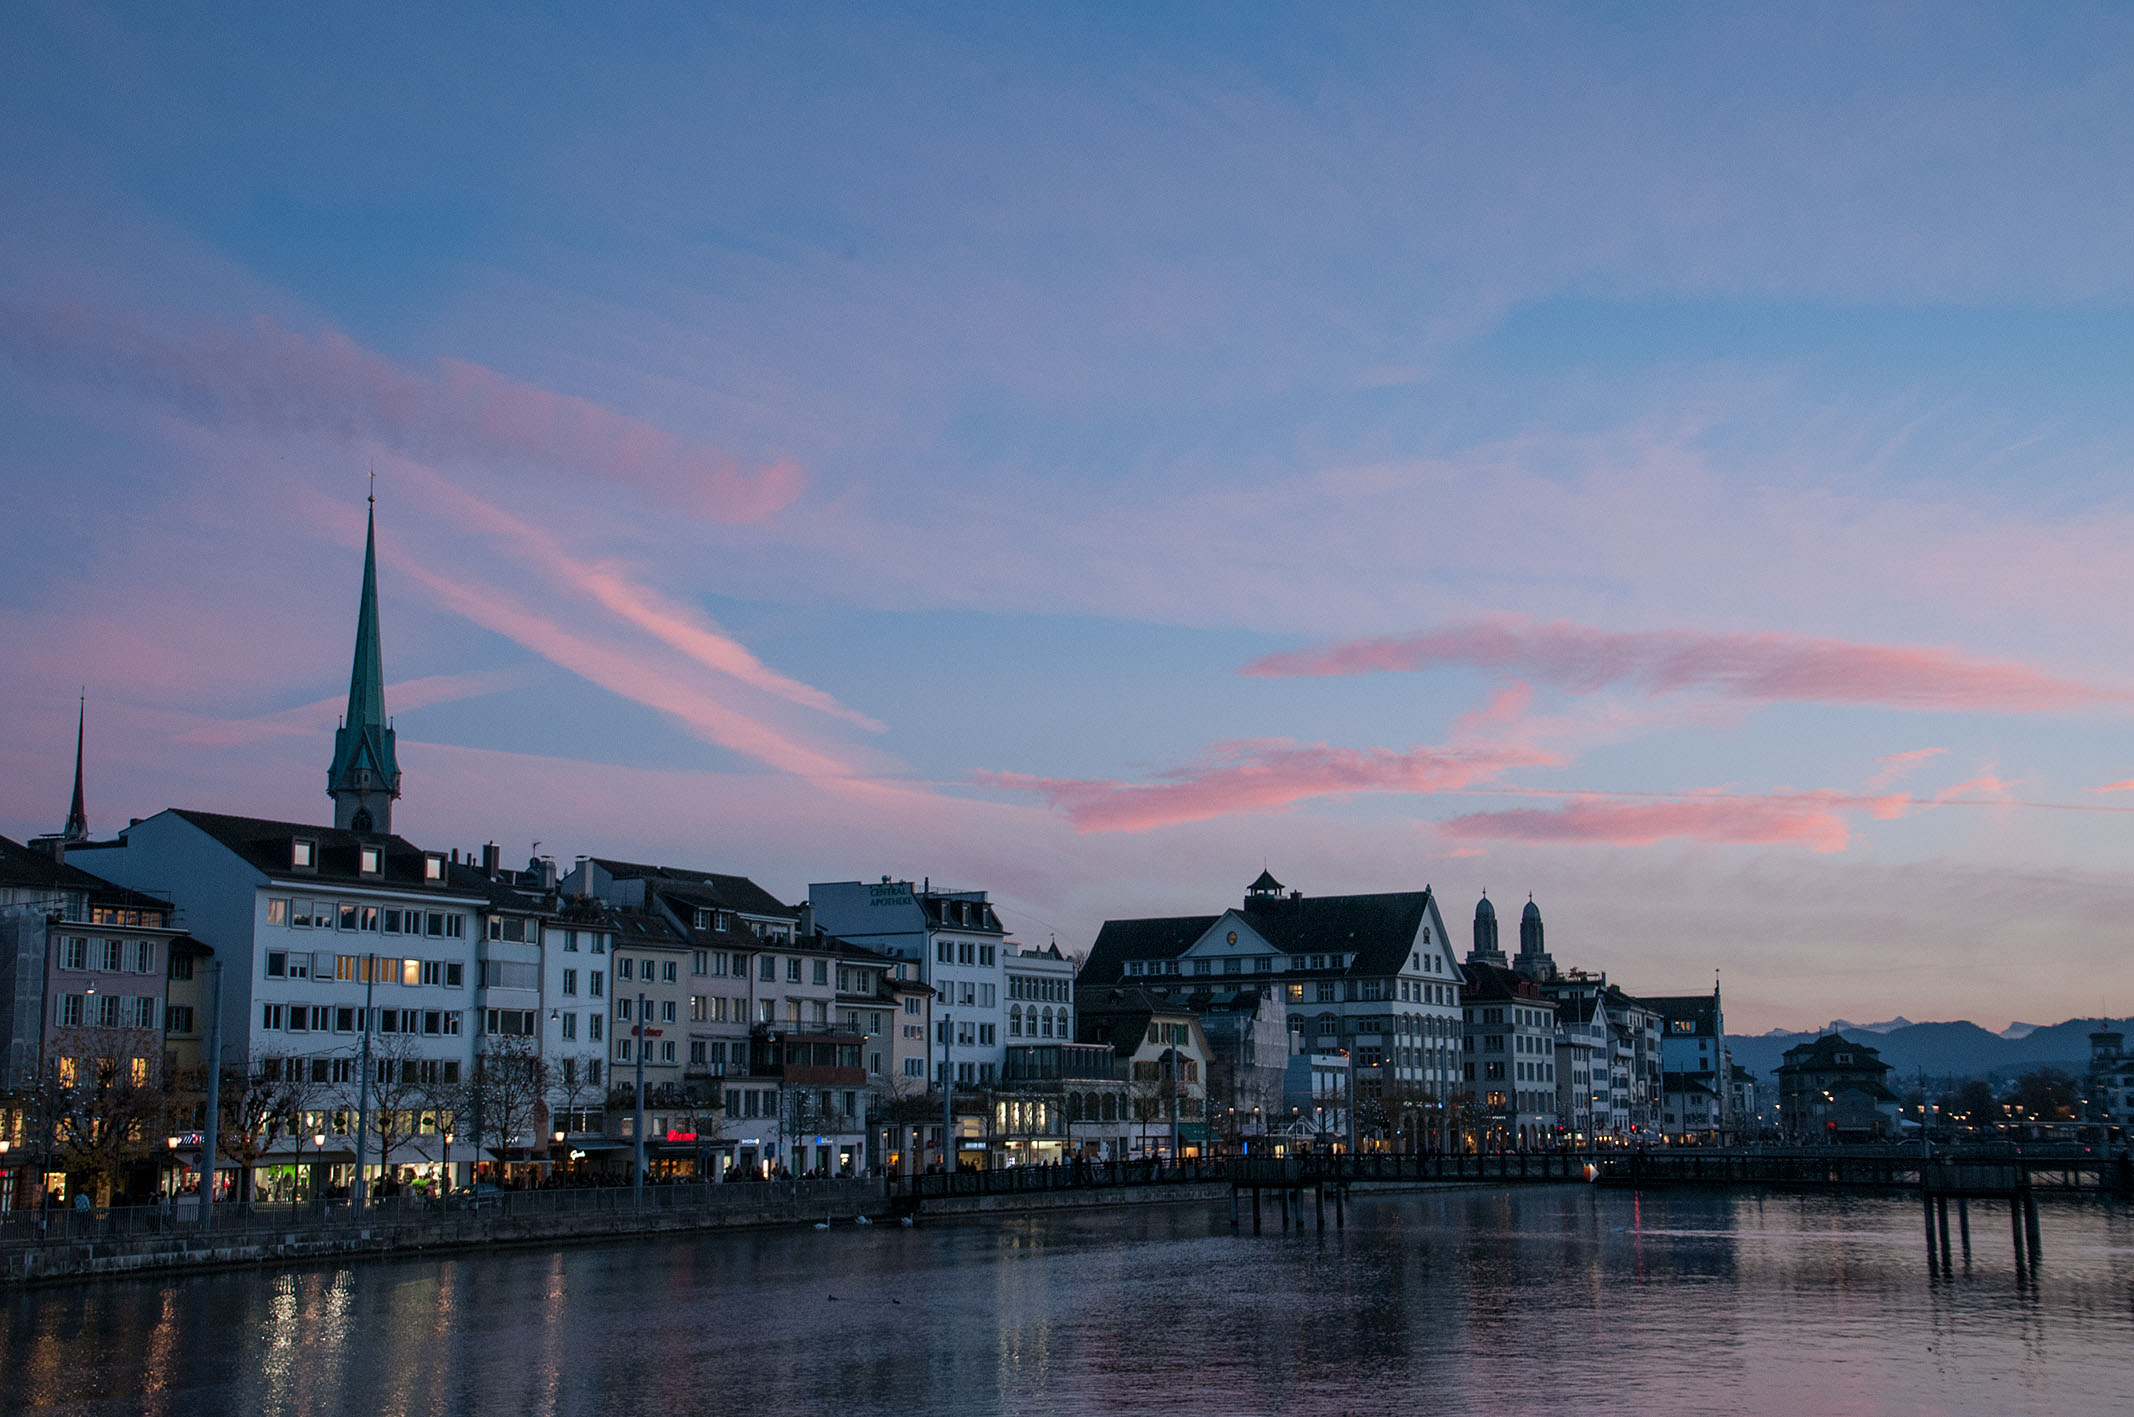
[{"left": 4, "top": 1186, "right": 2131, "bottom": 1416}]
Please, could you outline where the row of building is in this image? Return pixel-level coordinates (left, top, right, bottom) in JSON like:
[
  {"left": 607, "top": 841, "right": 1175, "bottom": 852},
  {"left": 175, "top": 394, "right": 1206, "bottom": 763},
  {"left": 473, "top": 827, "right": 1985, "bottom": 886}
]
[{"left": 0, "top": 503, "right": 1764, "bottom": 1207}]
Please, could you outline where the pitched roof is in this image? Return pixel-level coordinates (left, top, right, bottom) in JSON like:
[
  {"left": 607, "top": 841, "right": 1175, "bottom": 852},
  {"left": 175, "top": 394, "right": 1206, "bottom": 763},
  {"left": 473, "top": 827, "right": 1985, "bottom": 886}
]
[
  {"left": 1462, "top": 960, "right": 1551, "bottom": 1004},
  {"left": 1643, "top": 994, "right": 1720, "bottom": 1033},
  {"left": 0, "top": 834, "right": 170, "bottom": 910},
  {"left": 156, "top": 809, "right": 474, "bottom": 895},
  {"left": 586, "top": 858, "right": 794, "bottom": 918},
  {"left": 1775, "top": 1031, "right": 1892, "bottom": 1076},
  {"left": 1080, "top": 888, "right": 1437, "bottom": 985}
]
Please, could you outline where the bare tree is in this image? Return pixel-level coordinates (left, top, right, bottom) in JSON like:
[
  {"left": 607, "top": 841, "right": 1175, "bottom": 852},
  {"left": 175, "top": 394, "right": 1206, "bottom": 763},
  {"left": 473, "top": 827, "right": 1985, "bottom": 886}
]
[
  {"left": 461, "top": 1034, "right": 548, "bottom": 1174},
  {"left": 34, "top": 1028, "right": 170, "bottom": 1206},
  {"left": 215, "top": 1054, "right": 295, "bottom": 1204},
  {"left": 359, "top": 1034, "right": 437, "bottom": 1195}
]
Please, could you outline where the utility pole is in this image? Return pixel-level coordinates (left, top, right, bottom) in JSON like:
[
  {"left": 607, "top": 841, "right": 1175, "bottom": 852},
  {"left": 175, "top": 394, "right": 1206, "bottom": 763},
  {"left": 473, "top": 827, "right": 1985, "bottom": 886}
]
[
  {"left": 1167, "top": 1046, "right": 1179, "bottom": 1163},
  {"left": 198, "top": 960, "right": 224, "bottom": 1230},
  {"left": 632, "top": 992, "right": 648, "bottom": 1197},
  {"left": 941, "top": 1012, "right": 953, "bottom": 1172},
  {"left": 352, "top": 953, "right": 376, "bottom": 1214}
]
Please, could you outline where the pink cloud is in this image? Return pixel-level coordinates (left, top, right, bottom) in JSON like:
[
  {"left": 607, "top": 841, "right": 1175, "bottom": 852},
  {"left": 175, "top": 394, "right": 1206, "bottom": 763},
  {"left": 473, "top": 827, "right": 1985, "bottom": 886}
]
[
  {"left": 2087, "top": 779, "right": 2134, "bottom": 793},
  {"left": 1444, "top": 793, "right": 1861, "bottom": 852},
  {"left": 1864, "top": 746, "right": 1946, "bottom": 790},
  {"left": 387, "top": 554, "right": 865, "bottom": 780},
  {"left": 0, "top": 300, "right": 801, "bottom": 522},
  {"left": 1242, "top": 617, "right": 2115, "bottom": 713},
  {"left": 394, "top": 462, "right": 884, "bottom": 731},
  {"left": 979, "top": 738, "right": 1561, "bottom": 834}
]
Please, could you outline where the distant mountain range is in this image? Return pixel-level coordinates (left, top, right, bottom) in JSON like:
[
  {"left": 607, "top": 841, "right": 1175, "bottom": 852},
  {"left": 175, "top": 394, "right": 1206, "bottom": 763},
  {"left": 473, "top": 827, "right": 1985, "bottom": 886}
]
[{"left": 1728, "top": 1017, "right": 2129, "bottom": 1085}]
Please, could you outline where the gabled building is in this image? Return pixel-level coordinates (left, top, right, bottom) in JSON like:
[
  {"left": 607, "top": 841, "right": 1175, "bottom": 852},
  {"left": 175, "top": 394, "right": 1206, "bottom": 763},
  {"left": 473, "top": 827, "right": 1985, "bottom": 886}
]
[
  {"left": 1077, "top": 871, "right": 1464, "bottom": 1141},
  {"left": 1776, "top": 1033, "right": 1901, "bottom": 1141},
  {"left": 1076, "top": 986, "right": 1212, "bottom": 1160}
]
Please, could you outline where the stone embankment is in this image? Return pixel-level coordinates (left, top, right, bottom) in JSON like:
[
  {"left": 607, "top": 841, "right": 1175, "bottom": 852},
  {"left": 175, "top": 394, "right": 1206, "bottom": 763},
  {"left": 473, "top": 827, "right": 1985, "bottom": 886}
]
[{"left": 0, "top": 1176, "right": 1238, "bottom": 1287}]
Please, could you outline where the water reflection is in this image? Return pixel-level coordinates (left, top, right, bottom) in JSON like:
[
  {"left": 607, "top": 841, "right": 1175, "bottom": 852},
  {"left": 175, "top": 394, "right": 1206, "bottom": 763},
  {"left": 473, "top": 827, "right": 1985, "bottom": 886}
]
[{"left": 4, "top": 1188, "right": 2131, "bottom": 1416}]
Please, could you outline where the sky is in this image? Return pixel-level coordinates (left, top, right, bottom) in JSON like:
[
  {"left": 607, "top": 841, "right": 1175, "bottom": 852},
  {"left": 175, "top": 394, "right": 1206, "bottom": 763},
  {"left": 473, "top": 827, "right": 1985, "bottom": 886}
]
[{"left": 3, "top": 3, "right": 2132, "bottom": 1033}]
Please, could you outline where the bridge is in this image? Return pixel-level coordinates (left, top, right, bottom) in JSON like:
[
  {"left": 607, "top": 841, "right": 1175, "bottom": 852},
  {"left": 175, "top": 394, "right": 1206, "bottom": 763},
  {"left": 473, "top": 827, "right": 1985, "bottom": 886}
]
[{"left": 892, "top": 1146, "right": 2132, "bottom": 1266}]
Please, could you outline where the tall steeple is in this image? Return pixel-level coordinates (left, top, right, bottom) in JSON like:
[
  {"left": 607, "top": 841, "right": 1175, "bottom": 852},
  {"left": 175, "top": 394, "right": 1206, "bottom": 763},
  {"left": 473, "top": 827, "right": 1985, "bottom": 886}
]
[
  {"left": 327, "top": 489, "right": 400, "bottom": 834},
  {"left": 62, "top": 694, "right": 88, "bottom": 842}
]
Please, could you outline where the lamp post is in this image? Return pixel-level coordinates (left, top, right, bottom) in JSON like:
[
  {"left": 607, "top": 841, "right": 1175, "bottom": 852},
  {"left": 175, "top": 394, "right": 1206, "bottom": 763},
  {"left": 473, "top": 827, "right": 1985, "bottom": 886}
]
[
  {"left": 941, "top": 1012, "right": 953, "bottom": 1174},
  {"left": 312, "top": 1133, "right": 325, "bottom": 1206},
  {"left": 352, "top": 953, "right": 376, "bottom": 1214},
  {"left": 198, "top": 960, "right": 224, "bottom": 1228},
  {"left": 632, "top": 993, "right": 648, "bottom": 1197}
]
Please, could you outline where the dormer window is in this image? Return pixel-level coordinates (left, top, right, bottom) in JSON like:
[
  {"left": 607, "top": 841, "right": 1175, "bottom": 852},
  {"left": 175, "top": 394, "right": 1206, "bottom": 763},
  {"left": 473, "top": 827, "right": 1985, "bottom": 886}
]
[
  {"left": 424, "top": 853, "right": 445, "bottom": 882},
  {"left": 359, "top": 845, "right": 382, "bottom": 876},
  {"left": 291, "top": 839, "right": 316, "bottom": 870},
  {"left": 695, "top": 908, "right": 713, "bottom": 930}
]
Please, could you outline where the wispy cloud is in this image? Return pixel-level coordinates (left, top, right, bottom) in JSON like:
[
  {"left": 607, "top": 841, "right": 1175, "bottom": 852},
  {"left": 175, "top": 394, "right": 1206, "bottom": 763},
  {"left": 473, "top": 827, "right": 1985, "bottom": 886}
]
[
  {"left": 979, "top": 738, "right": 1561, "bottom": 834},
  {"left": 396, "top": 462, "right": 885, "bottom": 732},
  {"left": 168, "top": 670, "right": 526, "bottom": 748},
  {"left": 0, "top": 300, "right": 802, "bottom": 522},
  {"left": 2087, "top": 779, "right": 2134, "bottom": 793},
  {"left": 1444, "top": 792, "right": 1865, "bottom": 852},
  {"left": 387, "top": 552, "right": 866, "bottom": 780},
  {"left": 1865, "top": 746, "right": 1947, "bottom": 790},
  {"left": 1243, "top": 617, "right": 2116, "bottom": 713}
]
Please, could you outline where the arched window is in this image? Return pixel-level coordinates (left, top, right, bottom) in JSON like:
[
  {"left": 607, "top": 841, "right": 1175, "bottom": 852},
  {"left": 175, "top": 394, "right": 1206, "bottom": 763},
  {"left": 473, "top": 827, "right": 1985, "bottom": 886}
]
[
  {"left": 1067, "top": 1092, "right": 1083, "bottom": 1122},
  {"left": 1008, "top": 1006, "right": 1022, "bottom": 1037},
  {"left": 1101, "top": 1093, "right": 1118, "bottom": 1123},
  {"left": 1040, "top": 1007, "right": 1054, "bottom": 1038}
]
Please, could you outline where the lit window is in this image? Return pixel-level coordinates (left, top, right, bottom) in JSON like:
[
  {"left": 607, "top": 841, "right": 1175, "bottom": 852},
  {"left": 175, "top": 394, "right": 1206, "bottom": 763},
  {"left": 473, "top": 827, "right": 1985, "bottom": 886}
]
[{"left": 292, "top": 839, "right": 316, "bottom": 868}]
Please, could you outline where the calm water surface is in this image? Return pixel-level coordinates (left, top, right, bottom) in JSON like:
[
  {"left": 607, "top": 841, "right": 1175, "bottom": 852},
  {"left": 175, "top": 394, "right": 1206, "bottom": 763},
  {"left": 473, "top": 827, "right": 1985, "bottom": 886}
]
[{"left": 5, "top": 1187, "right": 2132, "bottom": 1416}]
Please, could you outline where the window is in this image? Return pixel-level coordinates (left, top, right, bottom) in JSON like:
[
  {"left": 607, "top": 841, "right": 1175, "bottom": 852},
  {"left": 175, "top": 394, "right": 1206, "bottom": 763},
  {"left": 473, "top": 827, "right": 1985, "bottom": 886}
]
[
  {"left": 662, "top": 1000, "right": 677, "bottom": 1023},
  {"left": 690, "top": 994, "right": 706, "bottom": 1021},
  {"left": 787, "top": 957, "right": 802, "bottom": 983},
  {"left": 266, "top": 899, "right": 288, "bottom": 926},
  {"left": 561, "top": 1012, "right": 577, "bottom": 1040},
  {"left": 904, "top": 1057, "right": 924, "bottom": 1078},
  {"left": 903, "top": 996, "right": 920, "bottom": 1016},
  {"left": 812, "top": 959, "right": 827, "bottom": 986},
  {"left": 424, "top": 853, "right": 445, "bottom": 881},
  {"left": 563, "top": 969, "right": 579, "bottom": 996},
  {"left": 664, "top": 960, "right": 678, "bottom": 984},
  {"left": 618, "top": 956, "right": 633, "bottom": 981},
  {"left": 59, "top": 994, "right": 83, "bottom": 1027},
  {"left": 360, "top": 845, "right": 382, "bottom": 875},
  {"left": 759, "top": 956, "right": 776, "bottom": 982},
  {"left": 589, "top": 972, "right": 603, "bottom": 998},
  {"left": 266, "top": 950, "right": 288, "bottom": 978},
  {"left": 166, "top": 1004, "right": 194, "bottom": 1034},
  {"left": 262, "top": 1003, "right": 285, "bottom": 1030},
  {"left": 292, "top": 839, "right": 316, "bottom": 868}
]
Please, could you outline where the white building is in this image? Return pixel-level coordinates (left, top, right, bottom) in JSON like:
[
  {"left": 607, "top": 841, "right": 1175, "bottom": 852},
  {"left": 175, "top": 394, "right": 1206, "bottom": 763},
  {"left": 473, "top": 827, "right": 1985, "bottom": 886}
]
[
  {"left": 807, "top": 879, "right": 1009, "bottom": 1088},
  {"left": 1005, "top": 941, "right": 1075, "bottom": 1047}
]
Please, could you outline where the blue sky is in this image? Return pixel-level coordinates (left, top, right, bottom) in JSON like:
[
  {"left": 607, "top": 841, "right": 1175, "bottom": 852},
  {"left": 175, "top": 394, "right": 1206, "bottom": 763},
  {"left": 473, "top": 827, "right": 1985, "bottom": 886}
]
[{"left": 5, "top": 3, "right": 2133, "bottom": 1029}]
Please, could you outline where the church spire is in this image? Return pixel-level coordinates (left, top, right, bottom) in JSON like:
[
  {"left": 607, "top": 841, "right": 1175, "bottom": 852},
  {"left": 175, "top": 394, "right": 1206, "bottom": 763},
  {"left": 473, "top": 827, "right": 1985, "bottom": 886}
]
[
  {"left": 327, "top": 489, "right": 401, "bottom": 834},
  {"left": 62, "top": 693, "right": 88, "bottom": 842}
]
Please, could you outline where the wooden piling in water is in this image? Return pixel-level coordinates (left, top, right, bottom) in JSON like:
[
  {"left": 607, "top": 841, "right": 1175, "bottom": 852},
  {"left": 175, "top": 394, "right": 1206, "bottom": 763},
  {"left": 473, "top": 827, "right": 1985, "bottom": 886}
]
[
  {"left": 2023, "top": 1192, "right": 2041, "bottom": 1263},
  {"left": 1956, "top": 1199, "right": 1970, "bottom": 1259},
  {"left": 1936, "top": 1197, "right": 1952, "bottom": 1269}
]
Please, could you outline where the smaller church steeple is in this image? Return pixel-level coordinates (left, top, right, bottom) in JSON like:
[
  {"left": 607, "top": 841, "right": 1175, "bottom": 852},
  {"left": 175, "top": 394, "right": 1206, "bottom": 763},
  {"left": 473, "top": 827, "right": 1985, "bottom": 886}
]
[
  {"left": 328, "top": 488, "right": 401, "bottom": 835},
  {"left": 62, "top": 693, "right": 88, "bottom": 842}
]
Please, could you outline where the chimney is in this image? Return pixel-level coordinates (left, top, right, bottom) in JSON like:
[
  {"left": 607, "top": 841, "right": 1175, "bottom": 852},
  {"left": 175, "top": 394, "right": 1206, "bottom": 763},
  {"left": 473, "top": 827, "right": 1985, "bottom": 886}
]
[
  {"left": 798, "top": 902, "right": 816, "bottom": 937},
  {"left": 482, "top": 842, "right": 501, "bottom": 875},
  {"left": 534, "top": 856, "right": 559, "bottom": 890}
]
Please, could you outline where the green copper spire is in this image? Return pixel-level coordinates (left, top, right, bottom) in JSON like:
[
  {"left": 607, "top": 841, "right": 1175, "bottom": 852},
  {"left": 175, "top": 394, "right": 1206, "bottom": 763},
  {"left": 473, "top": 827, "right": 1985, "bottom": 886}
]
[{"left": 328, "top": 493, "right": 400, "bottom": 834}]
